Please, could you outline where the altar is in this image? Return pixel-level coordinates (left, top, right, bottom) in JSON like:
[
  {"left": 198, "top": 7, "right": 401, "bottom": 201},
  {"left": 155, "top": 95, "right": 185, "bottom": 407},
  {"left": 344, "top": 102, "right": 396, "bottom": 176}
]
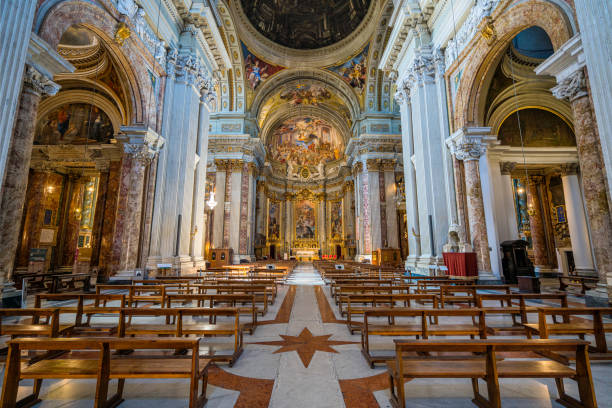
[{"left": 294, "top": 249, "right": 318, "bottom": 262}]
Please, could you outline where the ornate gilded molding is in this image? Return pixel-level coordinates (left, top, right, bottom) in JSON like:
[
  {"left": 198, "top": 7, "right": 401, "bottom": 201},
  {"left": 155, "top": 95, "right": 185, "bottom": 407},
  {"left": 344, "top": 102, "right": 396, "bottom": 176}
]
[{"left": 447, "top": 127, "right": 496, "bottom": 161}]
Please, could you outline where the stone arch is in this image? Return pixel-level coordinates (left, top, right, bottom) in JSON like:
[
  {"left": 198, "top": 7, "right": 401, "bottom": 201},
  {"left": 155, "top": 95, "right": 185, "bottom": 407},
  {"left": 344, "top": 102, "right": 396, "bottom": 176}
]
[
  {"left": 36, "top": 0, "right": 156, "bottom": 127},
  {"left": 37, "top": 90, "right": 124, "bottom": 133},
  {"left": 252, "top": 68, "right": 362, "bottom": 125},
  {"left": 451, "top": 0, "right": 574, "bottom": 131}
]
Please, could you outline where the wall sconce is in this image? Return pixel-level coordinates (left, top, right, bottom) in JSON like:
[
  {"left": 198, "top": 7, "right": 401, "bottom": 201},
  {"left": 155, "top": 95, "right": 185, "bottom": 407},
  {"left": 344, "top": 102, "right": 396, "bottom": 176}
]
[
  {"left": 206, "top": 191, "right": 218, "bottom": 210},
  {"left": 46, "top": 185, "right": 54, "bottom": 194}
]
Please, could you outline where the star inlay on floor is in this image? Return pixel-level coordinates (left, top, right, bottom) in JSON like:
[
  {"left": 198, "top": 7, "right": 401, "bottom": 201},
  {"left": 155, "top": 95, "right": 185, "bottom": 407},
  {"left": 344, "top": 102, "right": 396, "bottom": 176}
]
[{"left": 252, "top": 327, "right": 357, "bottom": 367}]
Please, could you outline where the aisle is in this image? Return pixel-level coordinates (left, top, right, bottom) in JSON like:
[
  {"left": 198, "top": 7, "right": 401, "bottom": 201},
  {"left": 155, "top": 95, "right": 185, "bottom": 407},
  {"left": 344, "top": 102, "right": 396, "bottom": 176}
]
[{"left": 284, "top": 262, "right": 325, "bottom": 285}]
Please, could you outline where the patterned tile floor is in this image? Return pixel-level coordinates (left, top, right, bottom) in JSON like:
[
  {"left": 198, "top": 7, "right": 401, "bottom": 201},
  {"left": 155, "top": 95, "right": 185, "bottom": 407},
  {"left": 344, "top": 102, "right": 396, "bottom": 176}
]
[{"left": 2, "top": 263, "right": 612, "bottom": 407}]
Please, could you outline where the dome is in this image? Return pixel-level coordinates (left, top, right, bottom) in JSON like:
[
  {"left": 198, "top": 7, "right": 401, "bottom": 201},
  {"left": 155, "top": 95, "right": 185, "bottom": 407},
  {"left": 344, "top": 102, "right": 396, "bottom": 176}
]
[{"left": 239, "top": 0, "right": 371, "bottom": 50}]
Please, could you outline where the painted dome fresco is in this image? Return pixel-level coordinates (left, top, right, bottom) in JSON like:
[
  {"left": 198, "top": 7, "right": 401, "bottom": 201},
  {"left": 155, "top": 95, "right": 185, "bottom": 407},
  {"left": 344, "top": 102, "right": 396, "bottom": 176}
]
[{"left": 239, "top": 0, "right": 371, "bottom": 49}]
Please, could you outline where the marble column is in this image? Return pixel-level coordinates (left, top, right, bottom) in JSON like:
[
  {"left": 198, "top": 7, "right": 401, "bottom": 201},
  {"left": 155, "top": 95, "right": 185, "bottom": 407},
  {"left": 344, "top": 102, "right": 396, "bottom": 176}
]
[
  {"left": 561, "top": 164, "right": 595, "bottom": 274},
  {"left": 382, "top": 160, "right": 399, "bottom": 248},
  {"left": 571, "top": 5, "right": 612, "bottom": 207},
  {"left": 366, "top": 160, "right": 381, "bottom": 254},
  {"left": 395, "top": 87, "right": 421, "bottom": 263},
  {"left": 404, "top": 47, "right": 450, "bottom": 265},
  {"left": 342, "top": 181, "right": 355, "bottom": 246},
  {"left": 237, "top": 162, "right": 256, "bottom": 260},
  {"left": 452, "top": 157, "right": 469, "bottom": 243},
  {"left": 190, "top": 92, "right": 211, "bottom": 268},
  {"left": 254, "top": 181, "right": 266, "bottom": 246},
  {"left": 526, "top": 176, "right": 551, "bottom": 270},
  {"left": 538, "top": 38, "right": 612, "bottom": 299},
  {"left": 0, "top": 0, "right": 36, "bottom": 206},
  {"left": 0, "top": 66, "right": 59, "bottom": 281},
  {"left": 449, "top": 129, "right": 492, "bottom": 275},
  {"left": 212, "top": 160, "right": 228, "bottom": 249},
  {"left": 498, "top": 163, "right": 519, "bottom": 241},
  {"left": 112, "top": 128, "right": 162, "bottom": 272},
  {"left": 228, "top": 160, "right": 243, "bottom": 261}
]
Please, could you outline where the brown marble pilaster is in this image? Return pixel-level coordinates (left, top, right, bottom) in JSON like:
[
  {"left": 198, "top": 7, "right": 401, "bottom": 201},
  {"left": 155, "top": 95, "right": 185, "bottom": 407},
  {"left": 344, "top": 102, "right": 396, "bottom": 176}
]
[
  {"left": 463, "top": 159, "right": 492, "bottom": 273},
  {"left": 61, "top": 175, "right": 85, "bottom": 267},
  {"left": 553, "top": 69, "right": 612, "bottom": 294},
  {"left": 16, "top": 170, "right": 46, "bottom": 266},
  {"left": 238, "top": 163, "right": 251, "bottom": 254},
  {"left": 90, "top": 170, "right": 109, "bottom": 267},
  {"left": 111, "top": 145, "right": 151, "bottom": 272},
  {"left": 98, "top": 161, "right": 121, "bottom": 276},
  {"left": 0, "top": 66, "right": 58, "bottom": 282},
  {"left": 452, "top": 156, "right": 469, "bottom": 243},
  {"left": 526, "top": 176, "right": 551, "bottom": 269}
]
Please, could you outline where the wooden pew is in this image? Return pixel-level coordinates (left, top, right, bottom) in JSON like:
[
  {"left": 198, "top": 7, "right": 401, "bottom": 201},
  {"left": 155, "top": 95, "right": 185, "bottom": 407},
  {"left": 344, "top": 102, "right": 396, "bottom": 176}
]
[
  {"left": 1, "top": 337, "right": 210, "bottom": 408},
  {"left": 195, "top": 284, "right": 270, "bottom": 314},
  {"left": 33, "top": 293, "right": 127, "bottom": 331},
  {"left": 165, "top": 293, "right": 258, "bottom": 333},
  {"left": 48, "top": 273, "right": 92, "bottom": 293},
  {"left": 476, "top": 293, "right": 568, "bottom": 335},
  {"left": 524, "top": 307, "right": 612, "bottom": 362},
  {"left": 387, "top": 339, "right": 596, "bottom": 408},
  {"left": 345, "top": 294, "right": 439, "bottom": 334},
  {"left": 558, "top": 275, "right": 599, "bottom": 295},
  {"left": 118, "top": 307, "right": 243, "bottom": 365},
  {"left": 361, "top": 308, "right": 487, "bottom": 367},
  {"left": 334, "top": 285, "right": 413, "bottom": 308},
  {"left": 96, "top": 284, "right": 167, "bottom": 308},
  {"left": 329, "top": 279, "right": 396, "bottom": 299},
  {"left": 437, "top": 285, "right": 512, "bottom": 309},
  {"left": 0, "top": 308, "right": 73, "bottom": 339}
]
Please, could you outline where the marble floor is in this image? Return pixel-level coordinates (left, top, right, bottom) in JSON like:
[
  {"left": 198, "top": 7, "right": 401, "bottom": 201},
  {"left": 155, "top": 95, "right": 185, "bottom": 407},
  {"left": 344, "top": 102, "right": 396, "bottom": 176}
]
[{"left": 2, "top": 263, "right": 612, "bottom": 407}]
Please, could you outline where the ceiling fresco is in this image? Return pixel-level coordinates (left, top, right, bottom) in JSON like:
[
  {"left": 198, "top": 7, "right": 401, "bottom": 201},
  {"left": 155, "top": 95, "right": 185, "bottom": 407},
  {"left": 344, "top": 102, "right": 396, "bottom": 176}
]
[
  {"left": 326, "top": 45, "right": 368, "bottom": 93},
  {"left": 257, "top": 81, "right": 351, "bottom": 128},
  {"left": 239, "top": 0, "right": 371, "bottom": 50},
  {"left": 267, "top": 117, "right": 344, "bottom": 181},
  {"left": 243, "top": 43, "right": 285, "bottom": 90}
]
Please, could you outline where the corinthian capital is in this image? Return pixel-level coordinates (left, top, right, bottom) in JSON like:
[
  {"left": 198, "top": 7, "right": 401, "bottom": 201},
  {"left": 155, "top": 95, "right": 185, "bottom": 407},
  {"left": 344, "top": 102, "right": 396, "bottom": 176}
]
[
  {"left": 23, "top": 65, "right": 60, "bottom": 96},
  {"left": 551, "top": 70, "right": 588, "bottom": 102},
  {"left": 447, "top": 127, "right": 495, "bottom": 161},
  {"left": 119, "top": 126, "right": 165, "bottom": 164},
  {"left": 393, "top": 78, "right": 411, "bottom": 105}
]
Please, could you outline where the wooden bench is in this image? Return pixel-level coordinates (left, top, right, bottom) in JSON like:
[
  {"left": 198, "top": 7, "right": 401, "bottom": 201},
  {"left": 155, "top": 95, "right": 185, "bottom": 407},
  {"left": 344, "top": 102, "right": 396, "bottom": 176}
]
[
  {"left": 388, "top": 339, "right": 596, "bottom": 408},
  {"left": 334, "top": 285, "right": 413, "bottom": 309},
  {"left": 558, "top": 275, "right": 599, "bottom": 295},
  {"left": 195, "top": 284, "right": 270, "bottom": 314},
  {"left": 48, "top": 273, "right": 92, "bottom": 293},
  {"left": 118, "top": 307, "right": 243, "bottom": 365},
  {"left": 345, "top": 293, "right": 439, "bottom": 334},
  {"left": 96, "top": 284, "right": 166, "bottom": 308},
  {"left": 165, "top": 293, "right": 258, "bottom": 333},
  {"left": 362, "top": 308, "right": 487, "bottom": 367},
  {"left": 476, "top": 293, "right": 568, "bottom": 335},
  {"left": 524, "top": 307, "right": 612, "bottom": 362},
  {"left": 0, "top": 308, "right": 73, "bottom": 339},
  {"left": 1, "top": 337, "right": 210, "bottom": 408},
  {"left": 330, "top": 279, "right": 396, "bottom": 298},
  {"left": 33, "top": 293, "right": 127, "bottom": 332}
]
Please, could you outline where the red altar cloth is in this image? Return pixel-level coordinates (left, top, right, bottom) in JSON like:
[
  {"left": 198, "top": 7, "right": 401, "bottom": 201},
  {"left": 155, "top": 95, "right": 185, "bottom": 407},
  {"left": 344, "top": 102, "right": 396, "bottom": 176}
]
[{"left": 442, "top": 252, "right": 478, "bottom": 277}]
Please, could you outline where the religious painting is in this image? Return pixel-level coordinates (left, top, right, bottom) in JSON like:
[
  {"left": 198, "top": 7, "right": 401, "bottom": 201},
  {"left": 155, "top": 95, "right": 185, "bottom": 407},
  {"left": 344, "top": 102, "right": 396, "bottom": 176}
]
[
  {"left": 280, "top": 84, "right": 332, "bottom": 106},
  {"left": 268, "top": 117, "right": 343, "bottom": 180},
  {"left": 327, "top": 45, "right": 368, "bottom": 92},
  {"left": 498, "top": 109, "right": 576, "bottom": 147},
  {"left": 295, "top": 200, "right": 316, "bottom": 240},
  {"left": 35, "top": 103, "right": 114, "bottom": 145},
  {"left": 330, "top": 201, "right": 343, "bottom": 241},
  {"left": 243, "top": 43, "right": 284, "bottom": 89},
  {"left": 268, "top": 201, "right": 280, "bottom": 241}
]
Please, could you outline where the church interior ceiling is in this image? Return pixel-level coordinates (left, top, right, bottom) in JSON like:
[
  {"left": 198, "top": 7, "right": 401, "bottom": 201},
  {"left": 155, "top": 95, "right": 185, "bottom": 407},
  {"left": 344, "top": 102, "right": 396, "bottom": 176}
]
[{"left": 239, "top": 0, "right": 371, "bottom": 50}]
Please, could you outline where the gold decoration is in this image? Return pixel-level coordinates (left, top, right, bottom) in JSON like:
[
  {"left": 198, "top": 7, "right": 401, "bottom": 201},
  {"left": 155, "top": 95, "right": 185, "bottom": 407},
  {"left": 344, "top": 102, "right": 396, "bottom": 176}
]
[
  {"left": 114, "top": 23, "right": 131, "bottom": 46},
  {"left": 480, "top": 17, "right": 496, "bottom": 45}
]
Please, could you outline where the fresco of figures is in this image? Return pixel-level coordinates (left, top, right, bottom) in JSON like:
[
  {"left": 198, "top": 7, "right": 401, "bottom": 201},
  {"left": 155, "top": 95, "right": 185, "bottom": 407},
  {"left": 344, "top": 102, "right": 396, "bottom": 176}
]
[
  {"left": 280, "top": 84, "right": 332, "bottom": 106},
  {"left": 243, "top": 43, "right": 284, "bottom": 89},
  {"left": 327, "top": 45, "right": 368, "bottom": 92},
  {"left": 296, "top": 200, "right": 316, "bottom": 240},
  {"left": 35, "top": 103, "right": 114, "bottom": 145},
  {"left": 268, "top": 201, "right": 280, "bottom": 240},
  {"left": 330, "top": 201, "right": 343, "bottom": 241},
  {"left": 268, "top": 117, "right": 343, "bottom": 178}
]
